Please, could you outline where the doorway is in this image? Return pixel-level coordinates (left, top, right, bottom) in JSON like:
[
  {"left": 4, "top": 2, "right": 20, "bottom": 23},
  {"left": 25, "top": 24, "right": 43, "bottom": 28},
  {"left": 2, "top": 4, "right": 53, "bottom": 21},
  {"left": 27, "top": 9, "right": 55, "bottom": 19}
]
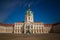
[{"left": 26, "top": 25, "right": 31, "bottom": 34}]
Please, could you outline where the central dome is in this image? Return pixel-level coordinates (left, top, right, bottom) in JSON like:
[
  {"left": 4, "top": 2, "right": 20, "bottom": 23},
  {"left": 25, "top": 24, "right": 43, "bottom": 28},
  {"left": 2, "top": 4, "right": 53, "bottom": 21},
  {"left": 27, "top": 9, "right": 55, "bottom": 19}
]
[{"left": 26, "top": 4, "right": 33, "bottom": 16}]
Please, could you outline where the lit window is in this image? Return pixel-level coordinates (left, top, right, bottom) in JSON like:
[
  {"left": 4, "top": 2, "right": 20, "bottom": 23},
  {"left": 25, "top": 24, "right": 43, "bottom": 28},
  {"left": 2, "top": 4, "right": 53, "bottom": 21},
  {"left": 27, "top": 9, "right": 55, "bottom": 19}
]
[
  {"left": 29, "top": 17, "right": 30, "bottom": 20},
  {"left": 37, "top": 30, "right": 38, "bottom": 33},
  {"left": 31, "top": 25, "right": 33, "bottom": 28}
]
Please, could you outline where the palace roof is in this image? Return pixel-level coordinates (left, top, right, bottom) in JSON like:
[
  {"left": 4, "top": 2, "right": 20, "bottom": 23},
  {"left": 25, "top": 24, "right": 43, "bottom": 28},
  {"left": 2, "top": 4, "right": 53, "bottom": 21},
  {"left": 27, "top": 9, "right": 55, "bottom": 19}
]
[{"left": 0, "top": 23, "right": 14, "bottom": 27}]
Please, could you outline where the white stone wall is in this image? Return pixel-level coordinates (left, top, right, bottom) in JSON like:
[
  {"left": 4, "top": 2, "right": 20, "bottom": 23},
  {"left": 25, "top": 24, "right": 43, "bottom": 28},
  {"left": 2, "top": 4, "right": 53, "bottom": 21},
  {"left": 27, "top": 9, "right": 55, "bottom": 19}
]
[
  {"left": 0, "top": 26, "right": 13, "bottom": 33},
  {"left": 33, "top": 23, "right": 44, "bottom": 34},
  {"left": 6, "top": 27, "right": 13, "bottom": 33},
  {"left": 43, "top": 26, "right": 52, "bottom": 33},
  {"left": 14, "top": 23, "right": 24, "bottom": 34}
]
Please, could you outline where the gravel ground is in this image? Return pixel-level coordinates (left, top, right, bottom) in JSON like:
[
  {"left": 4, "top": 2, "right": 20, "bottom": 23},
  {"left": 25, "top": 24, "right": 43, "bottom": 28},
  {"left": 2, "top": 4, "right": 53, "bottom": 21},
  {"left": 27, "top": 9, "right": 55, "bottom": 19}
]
[{"left": 0, "top": 33, "right": 60, "bottom": 40}]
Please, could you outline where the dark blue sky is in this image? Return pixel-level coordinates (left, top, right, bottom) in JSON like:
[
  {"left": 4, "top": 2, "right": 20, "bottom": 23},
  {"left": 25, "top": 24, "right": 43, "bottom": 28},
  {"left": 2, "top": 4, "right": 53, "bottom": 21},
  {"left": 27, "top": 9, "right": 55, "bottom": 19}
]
[{"left": 0, "top": 0, "right": 60, "bottom": 24}]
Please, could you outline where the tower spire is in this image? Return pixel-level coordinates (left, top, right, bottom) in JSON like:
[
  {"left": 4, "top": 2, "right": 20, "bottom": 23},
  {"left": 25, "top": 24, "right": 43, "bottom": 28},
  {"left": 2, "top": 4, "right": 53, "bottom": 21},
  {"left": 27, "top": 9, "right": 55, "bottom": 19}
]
[
  {"left": 25, "top": 4, "right": 34, "bottom": 22},
  {"left": 28, "top": 4, "right": 30, "bottom": 10}
]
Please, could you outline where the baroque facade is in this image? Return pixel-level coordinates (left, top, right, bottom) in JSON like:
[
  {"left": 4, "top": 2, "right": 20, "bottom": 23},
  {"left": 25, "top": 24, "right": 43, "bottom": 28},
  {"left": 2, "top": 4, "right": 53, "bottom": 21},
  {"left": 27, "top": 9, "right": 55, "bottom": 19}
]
[
  {"left": 14, "top": 5, "right": 52, "bottom": 34},
  {"left": 0, "top": 5, "right": 55, "bottom": 34}
]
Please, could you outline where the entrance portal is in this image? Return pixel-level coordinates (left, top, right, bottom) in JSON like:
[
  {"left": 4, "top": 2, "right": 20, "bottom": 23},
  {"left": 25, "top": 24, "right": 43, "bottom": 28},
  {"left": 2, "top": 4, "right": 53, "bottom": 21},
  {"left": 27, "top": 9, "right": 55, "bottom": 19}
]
[
  {"left": 26, "top": 25, "right": 30, "bottom": 34},
  {"left": 26, "top": 30, "right": 30, "bottom": 34}
]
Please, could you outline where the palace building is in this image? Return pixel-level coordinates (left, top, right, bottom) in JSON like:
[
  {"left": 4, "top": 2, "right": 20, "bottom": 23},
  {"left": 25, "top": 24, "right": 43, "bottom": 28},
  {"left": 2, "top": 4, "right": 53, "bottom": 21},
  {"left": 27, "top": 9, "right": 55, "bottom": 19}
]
[{"left": 0, "top": 5, "right": 59, "bottom": 34}]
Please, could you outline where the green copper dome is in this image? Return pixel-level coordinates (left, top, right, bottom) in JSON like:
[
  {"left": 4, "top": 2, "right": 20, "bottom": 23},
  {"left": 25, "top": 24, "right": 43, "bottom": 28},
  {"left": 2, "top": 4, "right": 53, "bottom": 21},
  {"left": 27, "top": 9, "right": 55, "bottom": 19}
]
[{"left": 26, "top": 4, "right": 33, "bottom": 16}]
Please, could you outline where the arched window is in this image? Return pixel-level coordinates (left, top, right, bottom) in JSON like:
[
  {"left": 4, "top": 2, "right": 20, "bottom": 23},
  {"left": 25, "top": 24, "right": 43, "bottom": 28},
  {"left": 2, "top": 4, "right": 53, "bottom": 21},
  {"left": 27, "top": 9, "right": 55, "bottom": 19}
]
[
  {"left": 29, "top": 17, "right": 30, "bottom": 20},
  {"left": 26, "top": 25, "right": 30, "bottom": 29}
]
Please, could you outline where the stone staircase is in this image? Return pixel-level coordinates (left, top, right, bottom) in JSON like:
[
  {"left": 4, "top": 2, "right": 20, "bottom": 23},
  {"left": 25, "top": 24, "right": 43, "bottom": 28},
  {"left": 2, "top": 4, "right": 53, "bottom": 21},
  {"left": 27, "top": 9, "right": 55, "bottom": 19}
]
[{"left": 0, "top": 33, "right": 60, "bottom": 40}]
